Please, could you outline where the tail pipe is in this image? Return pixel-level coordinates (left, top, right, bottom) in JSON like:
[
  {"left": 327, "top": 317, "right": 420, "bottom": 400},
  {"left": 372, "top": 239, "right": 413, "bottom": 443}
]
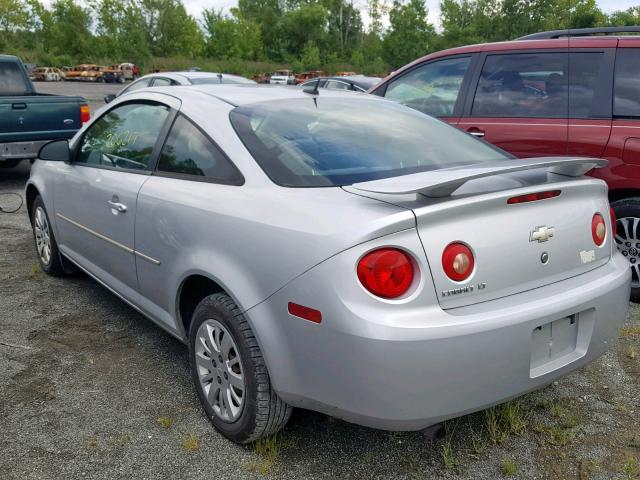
[{"left": 421, "top": 423, "right": 446, "bottom": 441}]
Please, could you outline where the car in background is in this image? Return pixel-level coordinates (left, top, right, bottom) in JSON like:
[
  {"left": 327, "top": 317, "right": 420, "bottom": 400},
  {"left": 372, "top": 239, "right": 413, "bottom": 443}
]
[
  {"left": 0, "top": 55, "right": 88, "bottom": 169},
  {"left": 32, "top": 67, "right": 65, "bottom": 82},
  {"left": 295, "top": 70, "right": 325, "bottom": 84},
  {"left": 27, "top": 84, "right": 630, "bottom": 444},
  {"left": 104, "top": 71, "right": 256, "bottom": 103},
  {"left": 112, "top": 63, "right": 137, "bottom": 80},
  {"left": 99, "top": 66, "right": 125, "bottom": 84},
  {"left": 65, "top": 64, "right": 103, "bottom": 82},
  {"left": 370, "top": 26, "right": 640, "bottom": 301},
  {"left": 269, "top": 70, "right": 295, "bottom": 85},
  {"left": 300, "top": 75, "right": 381, "bottom": 92}
]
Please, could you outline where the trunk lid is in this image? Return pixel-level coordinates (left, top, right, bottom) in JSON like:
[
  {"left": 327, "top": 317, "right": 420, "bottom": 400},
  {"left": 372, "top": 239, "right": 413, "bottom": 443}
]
[{"left": 346, "top": 157, "right": 614, "bottom": 309}]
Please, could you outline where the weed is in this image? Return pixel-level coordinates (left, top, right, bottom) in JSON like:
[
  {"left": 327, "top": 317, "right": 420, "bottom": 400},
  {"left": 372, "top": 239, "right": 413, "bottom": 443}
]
[
  {"left": 114, "top": 432, "right": 130, "bottom": 447},
  {"left": 484, "top": 400, "right": 527, "bottom": 445},
  {"left": 157, "top": 416, "right": 174, "bottom": 429},
  {"left": 86, "top": 436, "right": 98, "bottom": 449},
  {"left": 627, "top": 346, "right": 638, "bottom": 360},
  {"left": 441, "top": 440, "right": 460, "bottom": 473},
  {"left": 546, "top": 426, "right": 574, "bottom": 446},
  {"left": 470, "top": 428, "right": 487, "bottom": 456},
  {"left": 623, "top": 456, "right": 640, "bottom": 480},
  {"left": 246, "top": 435, "right": 282, "bottom": 476},
  {"left": 28, "top": 263, "right": 43, "bottom": 280},
  {"left": 182, "top": 434, "right": 199, "bottom": 452},
  {"left": 500, "top": 458, "right": 518, "bottom": 476}
]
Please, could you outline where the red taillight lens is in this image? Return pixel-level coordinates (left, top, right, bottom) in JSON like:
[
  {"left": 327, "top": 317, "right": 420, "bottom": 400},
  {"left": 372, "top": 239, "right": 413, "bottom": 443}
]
[
  {"left": 610, "top": 207, "right": 617, "bottom": 238},
  {"left": 442, "top": 242, "right": 474, "bottom": 282},
  {"left": 357, "top": 248, "right": 414, "bottom": 298},
  {"left": 507, "top": 190, "right": 561, "bottom": 204},
  {"left": 592, "top": 213, "right": 606, "bottom": 246},
  {"left": 80, "top": 104, "right": 90, "bottom": 124}
]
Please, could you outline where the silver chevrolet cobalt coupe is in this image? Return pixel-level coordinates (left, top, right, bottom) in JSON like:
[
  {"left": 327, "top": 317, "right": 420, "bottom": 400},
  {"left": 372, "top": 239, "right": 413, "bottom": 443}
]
[{"left": 26, "top": 85, "right": 630, "bottom": 444}]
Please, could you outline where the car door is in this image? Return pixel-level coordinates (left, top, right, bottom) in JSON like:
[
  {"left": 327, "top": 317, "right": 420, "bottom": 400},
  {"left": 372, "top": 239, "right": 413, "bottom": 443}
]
[
  {"left": 52, "top": 94, "right": 178, "bottom": 299},
  {"left": 460, "top": 51, "right": 569, "bottom": 157},
  {"left": 566, "top": 39, "right": 615, "bottom": 158},
  {"left": 379, "top": 55, "right": 476, "bottom": 126}
]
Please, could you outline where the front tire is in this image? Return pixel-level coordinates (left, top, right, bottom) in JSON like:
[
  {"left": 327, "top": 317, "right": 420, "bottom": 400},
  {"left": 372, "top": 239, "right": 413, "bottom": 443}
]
[
  {"left": 611, "top": 197, "right": 640, "bottom": 302},
  {"left": 31, "top": 196, "right": 64, "bottom": 276},
  {"left": 189, "top": 293, "right": 292, "bottom": 444}
]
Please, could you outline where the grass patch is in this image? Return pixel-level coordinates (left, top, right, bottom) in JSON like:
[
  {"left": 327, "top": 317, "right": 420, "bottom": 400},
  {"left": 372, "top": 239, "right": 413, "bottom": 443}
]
[
  {"left": 440, "top": 440, "right": 462, "bottom": 473},
  {"left": 627, "top": 346, "right": 638, "bottom": 360},
  {"left": 28, "top": 263, "right": 43, "bottom": 280},
  {"left": 182, "top": 434, "right": 199, "bottom": 452},
  {"left": 500, "top": 458, "right": 518, "bottom": 476},
  {"left": 86, "top": 436, "right": 98, "bottom": 449},
  {"left": 484, "top": 400, "right": 527, "bottom": 445},
  {"left": 245, "top": 434, "right": 286, "bottom": 476},
  {"left": 623, "top": 456, "right": 640, "bottom": 480},
  {"left": 621, "top": 326, "right": 640, "bottom": 338},
  {"left": 156, "top": 416, "right": 174, "bottom": 429}
]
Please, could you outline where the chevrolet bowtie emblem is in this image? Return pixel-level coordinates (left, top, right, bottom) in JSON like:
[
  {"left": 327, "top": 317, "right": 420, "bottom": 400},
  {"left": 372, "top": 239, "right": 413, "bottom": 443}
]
[{"left": 530, "top": 225, "right": 555, "bottom": 243}]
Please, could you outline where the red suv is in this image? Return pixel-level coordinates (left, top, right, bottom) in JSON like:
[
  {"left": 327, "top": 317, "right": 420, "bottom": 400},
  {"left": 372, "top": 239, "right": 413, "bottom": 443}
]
[{"left": 371, "top": 26, "right": 640, "bottom": 301}]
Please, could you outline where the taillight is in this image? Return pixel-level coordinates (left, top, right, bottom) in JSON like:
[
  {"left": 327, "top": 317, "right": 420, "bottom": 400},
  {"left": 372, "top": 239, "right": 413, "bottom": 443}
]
[
  {"left": 610, "top": 207, "right": 617, "bottom": 238},
  {"left": 442, "top": 242, "right": 474, "bottom": 282},
  {"left": 80, "top": 104, "right": 90, "bottom": 124},
  {"left": 357, "top": 248, "right": 414, "bottom": 298},
  {"left": 592, "top": 213, "right": 606, "bottom": 246},
  {"left": 507, "top": 190, "right": 561, "bottom": 204}
]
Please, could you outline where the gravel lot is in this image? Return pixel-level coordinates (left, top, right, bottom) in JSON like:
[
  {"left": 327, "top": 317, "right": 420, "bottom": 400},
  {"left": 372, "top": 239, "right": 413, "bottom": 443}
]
[{"left": 1, "top": 87, "right": 639, "bottom": 478}]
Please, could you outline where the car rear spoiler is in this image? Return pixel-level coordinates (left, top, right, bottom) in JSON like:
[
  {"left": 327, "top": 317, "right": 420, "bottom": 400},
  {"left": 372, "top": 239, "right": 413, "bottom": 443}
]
[{"left": 349, "top": 157, "right": 608, "bottom": 198}]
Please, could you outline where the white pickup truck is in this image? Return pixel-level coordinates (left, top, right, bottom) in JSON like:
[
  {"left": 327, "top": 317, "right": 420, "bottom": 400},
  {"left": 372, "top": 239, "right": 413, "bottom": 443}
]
[{"left": 269, "top": 70, "right": 295, "bottom": 85}]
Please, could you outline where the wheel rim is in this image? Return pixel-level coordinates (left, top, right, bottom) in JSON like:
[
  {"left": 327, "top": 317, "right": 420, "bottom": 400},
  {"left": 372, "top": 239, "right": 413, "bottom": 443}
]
[
  {"left": 34, "top": 206, "right": 52, "bottom": 266},
  {"left": 615, "top": 216, "right": 640, "bottom": 287},
  {"left": 195, "top": 319, "right": 245, "bottom": 422}
]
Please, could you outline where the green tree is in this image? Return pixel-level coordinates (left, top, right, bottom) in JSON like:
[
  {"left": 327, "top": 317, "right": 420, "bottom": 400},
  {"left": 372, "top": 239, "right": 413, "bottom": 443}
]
[
  {"left": 140, "top": 0, "right": 204, "bottom": 57},
  {"left": 46, "top": 0, "right": 93, "bottom": 57},
  {"left": 383, "top": 0, "right": 435, "bottom": 68},
  {"left": 92, "top": 0, "right": 151, "bottom": 63}
]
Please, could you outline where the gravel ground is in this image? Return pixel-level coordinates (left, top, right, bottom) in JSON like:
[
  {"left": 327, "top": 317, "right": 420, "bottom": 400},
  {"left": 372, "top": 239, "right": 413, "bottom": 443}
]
[
  {"left": 1, "top": 164, "right": 639, "bottom": 478},
  {"left": 33, "top": 80, "right": 122, "bottom": 114}
]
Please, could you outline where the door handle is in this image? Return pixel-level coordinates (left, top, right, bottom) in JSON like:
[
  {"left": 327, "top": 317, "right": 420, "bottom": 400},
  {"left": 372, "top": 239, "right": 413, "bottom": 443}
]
[
  {"left": 12, "top": 103, "right": 27, "bottom": 110},
  {"left": 107, "top": 200, "right": 127, "bottom": 213},
  {"left": 467, "top": 128, "right": 485, "bottom": 138}
]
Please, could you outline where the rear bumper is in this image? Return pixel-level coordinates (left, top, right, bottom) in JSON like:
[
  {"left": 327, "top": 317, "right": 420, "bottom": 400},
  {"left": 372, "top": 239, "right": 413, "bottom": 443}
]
[{"left": 247, "top": 251, "right": 630, "bottom": 431}]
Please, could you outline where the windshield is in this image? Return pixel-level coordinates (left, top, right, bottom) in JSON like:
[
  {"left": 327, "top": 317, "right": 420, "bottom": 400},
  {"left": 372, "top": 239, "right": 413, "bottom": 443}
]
[
  {"left": 190, "top": 76, "right": 255, "bottom": 85},
  {"left": 229, "top": 97, "right": 509, "bottom": 187}
]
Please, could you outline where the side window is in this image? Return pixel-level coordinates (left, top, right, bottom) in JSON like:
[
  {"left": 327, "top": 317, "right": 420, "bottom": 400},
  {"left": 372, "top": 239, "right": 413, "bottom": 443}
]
[
  {"left": 384, "top": 57, "right": 471, "bottom": 117},
  {"left": 0, "top": 61, "right": 29, "bottom": 95},
  {"left": 472, "top": 53, "right": 568, "bottom": 118},
  {"left": 76, "top": 102, "right": 170, "bottom": 171},
  {"left": 325, "top": 80, "right": 350, "bottom": 90},
  {"left": 152, "top": 78, "right": 172, "bottom": 87},
  {"left": 122, "top": 78, "right": 151, "bottom": 94},
  {"left": 569, "top": 52, "right": 605, "bottom": 118},
  {"left": 158, "top": 115, "right": 244, "bottom": 185},
  {"left": 614, "top": 48, "right": 640, "bottom": 117}
]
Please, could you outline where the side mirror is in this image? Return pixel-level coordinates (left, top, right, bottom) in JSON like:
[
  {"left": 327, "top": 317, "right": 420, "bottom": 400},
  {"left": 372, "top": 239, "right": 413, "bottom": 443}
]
[
  {"left": 39, "top": 140, "right": 70, "bottom": 162},
  {"left": 104, "top": 94, "right": 116, "bottom": 104}
]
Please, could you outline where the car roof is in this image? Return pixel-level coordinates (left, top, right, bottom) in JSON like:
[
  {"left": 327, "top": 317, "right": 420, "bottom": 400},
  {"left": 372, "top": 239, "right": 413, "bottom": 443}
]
[
  {"left": 139, "top": 71, "right": 251, "bottom": 83},
  {"left": 151, "top": 84, "right": 370, "bottom": 107}
]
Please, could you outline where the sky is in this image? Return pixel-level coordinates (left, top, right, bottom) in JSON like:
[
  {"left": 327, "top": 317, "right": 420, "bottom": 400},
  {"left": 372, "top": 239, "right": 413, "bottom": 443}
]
[{"left": 179, "top": 0, "right": 640, "bottom": 25}]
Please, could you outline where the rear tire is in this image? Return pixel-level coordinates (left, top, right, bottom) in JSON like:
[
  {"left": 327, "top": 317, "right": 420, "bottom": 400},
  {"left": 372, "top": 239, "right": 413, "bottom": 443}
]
[
  {"left": 189, "top": 293, "right": 292, "bottom": 444},
  {"left": 31, "top": 196, "right": 64, "bottom": 276},
  {"left": 611, "top": 197, "right": 640, "bottom": 302}
]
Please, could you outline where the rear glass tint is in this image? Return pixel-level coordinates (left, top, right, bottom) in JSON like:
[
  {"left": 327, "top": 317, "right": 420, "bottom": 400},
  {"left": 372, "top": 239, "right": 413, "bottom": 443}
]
[{"left": 230, "top": 97, "right": 509, "bottom": 187}]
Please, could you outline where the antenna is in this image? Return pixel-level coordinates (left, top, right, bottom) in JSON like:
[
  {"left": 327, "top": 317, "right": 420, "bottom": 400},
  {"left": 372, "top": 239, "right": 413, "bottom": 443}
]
[{"left": 217, "top": 73, "right": 223, "bottom": 84}]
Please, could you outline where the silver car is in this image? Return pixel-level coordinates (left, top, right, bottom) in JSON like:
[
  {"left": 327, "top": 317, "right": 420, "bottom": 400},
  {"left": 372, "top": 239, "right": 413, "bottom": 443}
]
[{"left": 26, "top": 85, "right": 630, "bottom": 444}]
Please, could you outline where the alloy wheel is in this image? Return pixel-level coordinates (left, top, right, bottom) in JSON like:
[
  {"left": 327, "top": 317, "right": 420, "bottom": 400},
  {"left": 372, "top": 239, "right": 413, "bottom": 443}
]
[
  {"left": 34, "top": 206, "right": 52, "bottom": 266},
  {"left": 195, "top": 319, "right": 245, "bottom": 422},
  {"left": 615, "top": 216, "right": 640, "bottom": 287}
]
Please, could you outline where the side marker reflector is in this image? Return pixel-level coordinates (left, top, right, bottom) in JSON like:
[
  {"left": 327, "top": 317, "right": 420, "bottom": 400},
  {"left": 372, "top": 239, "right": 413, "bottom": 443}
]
[{"left": 288, "top": 302, "right": 322, "bottom": 324}]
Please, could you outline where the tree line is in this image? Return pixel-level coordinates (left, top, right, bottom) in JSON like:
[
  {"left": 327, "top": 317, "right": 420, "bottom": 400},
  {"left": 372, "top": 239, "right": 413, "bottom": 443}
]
[{"left": 1, "top": 0, "right": 639, "bottom": 74}]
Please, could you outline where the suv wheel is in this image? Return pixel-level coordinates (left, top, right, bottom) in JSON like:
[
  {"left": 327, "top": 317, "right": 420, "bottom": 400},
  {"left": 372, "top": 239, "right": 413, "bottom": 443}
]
[
  {"left": 31, "top": 196, "right": 64, "bottom": 275},
  {"left": 189, "top": 293, "right": 292, "bottom": 443},
  {"left": 611, "top": 197, "right": 640, "bottom": 302}
]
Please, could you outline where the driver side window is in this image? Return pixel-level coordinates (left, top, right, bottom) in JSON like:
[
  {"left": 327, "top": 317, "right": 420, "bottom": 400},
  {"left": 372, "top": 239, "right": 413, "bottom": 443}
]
[
  {"left": 76, "top": 102, "right": 170, "bottom": 171},
  {"left": 384, "top": 57, "right": 470, "bottom": 117}
]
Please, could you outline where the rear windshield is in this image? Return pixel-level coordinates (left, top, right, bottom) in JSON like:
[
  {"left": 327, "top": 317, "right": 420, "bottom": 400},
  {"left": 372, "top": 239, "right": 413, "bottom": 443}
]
[
  {"left": 230, "top": 97, "right": 509, "bottom": 187},
  {"left": 0, "top": 61, "right": 29, "bottom": 95}
]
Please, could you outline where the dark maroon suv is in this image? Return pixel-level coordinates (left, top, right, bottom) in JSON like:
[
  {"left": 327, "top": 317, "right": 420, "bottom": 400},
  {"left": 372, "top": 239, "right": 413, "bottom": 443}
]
[{"left": 371, "top": 26, "right": 640, "bottom": 301}]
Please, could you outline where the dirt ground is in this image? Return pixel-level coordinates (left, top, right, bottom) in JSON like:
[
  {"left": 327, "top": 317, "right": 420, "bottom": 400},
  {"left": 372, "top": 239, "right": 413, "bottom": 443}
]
[{"left": 1, "top": 160, "right": 639, "bottom": 478}]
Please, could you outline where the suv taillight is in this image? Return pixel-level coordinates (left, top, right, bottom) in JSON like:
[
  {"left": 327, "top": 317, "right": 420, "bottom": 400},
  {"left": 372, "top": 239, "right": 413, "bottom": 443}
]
[
  {"left": 80, "top": 104, "right": 90, "bottom": 124},
  {"left": 592, "top": 213, "right": 606, "bottom": 246},
  {"left": 357, "top": 248, "right": 414, "bottom": 298},
  {"left": 442, "top": 243, "right": 474, "bottom": 281}
]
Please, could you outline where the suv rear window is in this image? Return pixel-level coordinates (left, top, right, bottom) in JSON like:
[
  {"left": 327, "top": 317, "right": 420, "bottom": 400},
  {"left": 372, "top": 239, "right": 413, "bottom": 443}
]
[
  {"left": 0, "top": 61, "right": 29, "bottom": 95},
  {"left": 230, "top": 98, "right": 509, "bottom": 187},
  {"left": 614, "top": 48, "right": 640, "bottom": 118}
]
